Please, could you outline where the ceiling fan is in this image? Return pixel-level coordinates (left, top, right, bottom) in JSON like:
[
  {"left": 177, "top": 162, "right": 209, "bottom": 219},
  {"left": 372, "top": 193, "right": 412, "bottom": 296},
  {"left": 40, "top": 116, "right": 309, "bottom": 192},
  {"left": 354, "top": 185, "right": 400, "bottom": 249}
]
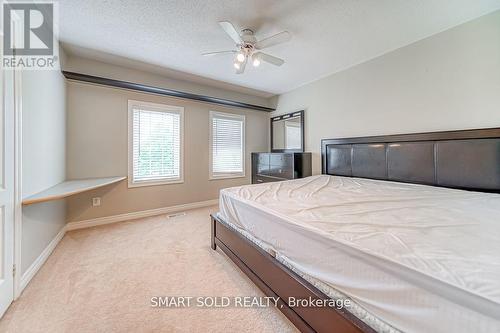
[{"left": 202, "top": 21, "right": 291, "bottom": 74}]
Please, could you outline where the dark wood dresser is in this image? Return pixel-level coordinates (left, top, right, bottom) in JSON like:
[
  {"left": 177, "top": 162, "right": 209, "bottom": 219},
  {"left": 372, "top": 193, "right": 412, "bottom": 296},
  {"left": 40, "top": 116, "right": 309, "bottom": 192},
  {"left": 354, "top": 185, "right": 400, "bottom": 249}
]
[{"left": 251, "top": 152, "right": 312, "bottom": 184}]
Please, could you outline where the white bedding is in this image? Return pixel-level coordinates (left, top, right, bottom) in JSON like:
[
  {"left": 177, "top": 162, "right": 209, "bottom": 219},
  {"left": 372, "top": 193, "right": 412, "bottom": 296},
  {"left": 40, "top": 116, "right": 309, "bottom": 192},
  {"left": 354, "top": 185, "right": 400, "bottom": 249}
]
[{"left": 218, "top": 175, "right": 500, "bottom": 333}]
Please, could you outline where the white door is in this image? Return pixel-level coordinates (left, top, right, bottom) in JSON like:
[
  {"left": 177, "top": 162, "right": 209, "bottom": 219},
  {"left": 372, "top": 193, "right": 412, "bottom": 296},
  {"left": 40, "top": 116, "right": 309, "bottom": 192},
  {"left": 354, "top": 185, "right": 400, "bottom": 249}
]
[{"left": 0, "top": 35, "right": 16, "bottom": 317}]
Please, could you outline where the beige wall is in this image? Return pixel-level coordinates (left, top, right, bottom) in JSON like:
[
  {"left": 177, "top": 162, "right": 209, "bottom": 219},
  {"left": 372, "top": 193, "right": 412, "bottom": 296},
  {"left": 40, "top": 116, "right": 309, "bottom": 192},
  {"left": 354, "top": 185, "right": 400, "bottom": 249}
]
[
  {"left": 272, "top": 10, "right": 500, "bottom": 174},
  {"left": 21, "top": 47, "right": 67, "bottom": 274},
  {"left": 65, "top": 81, "right": 269, "bottom": 222}
]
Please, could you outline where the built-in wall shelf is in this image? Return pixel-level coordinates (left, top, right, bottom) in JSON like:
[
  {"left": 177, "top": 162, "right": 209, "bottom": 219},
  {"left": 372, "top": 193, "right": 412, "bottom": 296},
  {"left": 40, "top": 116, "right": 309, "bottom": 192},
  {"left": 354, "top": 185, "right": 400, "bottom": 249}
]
[{"left": 22, "top": 176, "right": 126, "bottom": 205}]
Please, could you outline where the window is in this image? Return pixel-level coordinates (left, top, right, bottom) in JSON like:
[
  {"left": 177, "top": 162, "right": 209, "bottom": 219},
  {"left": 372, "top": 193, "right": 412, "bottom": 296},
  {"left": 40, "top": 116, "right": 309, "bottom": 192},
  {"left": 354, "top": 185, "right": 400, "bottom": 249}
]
[
  {"left": 128, "top": 100, "right": 184, "bottom": 187},
  {"left": 210, "top": 111, "right": 245, "bottom": 179}
]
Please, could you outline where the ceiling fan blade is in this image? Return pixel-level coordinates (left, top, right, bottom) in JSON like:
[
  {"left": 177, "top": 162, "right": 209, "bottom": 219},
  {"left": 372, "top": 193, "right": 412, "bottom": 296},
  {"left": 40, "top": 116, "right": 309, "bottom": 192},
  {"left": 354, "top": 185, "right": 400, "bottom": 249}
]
[
  {"left": 255, "top": 31, "right": 291, "bottom": 49},
  {"left": 257, "top": 52, "right": 285, "bottom": 66},
  {"left": 235, "top": 57, "right": 247, "bottom": 74},
  {"left": 219, "top": 21, "right": 242, "bottom": 44},
  {"left": 202, "top": 50, "right": 236, "bottom": 56}
]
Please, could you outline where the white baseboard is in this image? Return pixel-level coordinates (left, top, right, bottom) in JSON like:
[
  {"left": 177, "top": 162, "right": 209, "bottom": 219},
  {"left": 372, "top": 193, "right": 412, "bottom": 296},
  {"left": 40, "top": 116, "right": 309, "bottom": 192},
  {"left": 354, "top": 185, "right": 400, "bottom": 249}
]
[
  {"left": 20, "top": 226, "right": 66, "bottom": 294},
  {"left": 66, "top": 199, "right": 218, "bottom": 231}
]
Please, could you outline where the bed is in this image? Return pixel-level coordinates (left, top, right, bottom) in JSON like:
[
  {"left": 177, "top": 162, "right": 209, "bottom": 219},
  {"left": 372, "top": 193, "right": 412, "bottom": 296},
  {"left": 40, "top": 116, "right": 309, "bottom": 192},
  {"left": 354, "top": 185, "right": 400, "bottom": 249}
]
[{"left": 210, "top": 127, "right": 500, "bottom": 333}]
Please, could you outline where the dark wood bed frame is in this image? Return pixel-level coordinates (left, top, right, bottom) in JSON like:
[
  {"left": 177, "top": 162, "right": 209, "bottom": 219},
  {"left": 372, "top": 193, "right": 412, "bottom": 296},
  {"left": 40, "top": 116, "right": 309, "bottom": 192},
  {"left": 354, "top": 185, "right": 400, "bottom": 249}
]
[{"left": 211, "top": 127, "right": 500, "bottom": 332}]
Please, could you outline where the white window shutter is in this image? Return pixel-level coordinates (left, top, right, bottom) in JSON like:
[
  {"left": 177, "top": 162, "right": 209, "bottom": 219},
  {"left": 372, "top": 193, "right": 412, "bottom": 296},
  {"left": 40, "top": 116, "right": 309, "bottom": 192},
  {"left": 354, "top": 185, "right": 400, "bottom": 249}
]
[
  {"left": 210, "top": 112, "right": 245, "bottom": 178},
  {"left": 129, "top": 101, "right": 183, "bottom": 186}
]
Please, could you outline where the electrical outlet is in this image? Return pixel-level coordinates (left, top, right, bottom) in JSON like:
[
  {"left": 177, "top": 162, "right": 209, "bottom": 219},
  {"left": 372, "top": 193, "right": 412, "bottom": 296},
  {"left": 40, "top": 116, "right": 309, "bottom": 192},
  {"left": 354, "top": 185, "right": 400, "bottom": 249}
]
[{"left": 92, "top": 197, "right": 101, "bottom": 207}]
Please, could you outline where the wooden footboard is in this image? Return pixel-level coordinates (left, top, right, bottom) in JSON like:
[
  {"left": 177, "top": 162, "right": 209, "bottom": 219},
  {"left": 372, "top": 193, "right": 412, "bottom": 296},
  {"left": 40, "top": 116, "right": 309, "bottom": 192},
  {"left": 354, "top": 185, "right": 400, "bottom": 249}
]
[{"left": 211, "top": 214, "right": 374, "bottom": 333}]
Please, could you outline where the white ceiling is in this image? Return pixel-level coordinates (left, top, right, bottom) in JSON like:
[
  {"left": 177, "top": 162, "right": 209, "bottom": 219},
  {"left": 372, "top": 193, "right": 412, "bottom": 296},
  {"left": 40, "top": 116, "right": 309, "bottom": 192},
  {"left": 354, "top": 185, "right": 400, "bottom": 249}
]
[{"left": 58, "top": 0, "right": 500, "bottom": 96}]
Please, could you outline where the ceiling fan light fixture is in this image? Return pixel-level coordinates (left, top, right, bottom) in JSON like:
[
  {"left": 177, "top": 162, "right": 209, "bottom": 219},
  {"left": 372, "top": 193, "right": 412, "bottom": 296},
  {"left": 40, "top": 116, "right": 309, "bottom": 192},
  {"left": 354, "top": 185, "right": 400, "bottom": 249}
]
[
  {"left": 252, "top": 54, "right": 261, "bottom": 67},
  {"left": 205, "top": 20, "right": 291, "bottom": 74},
  {"left": 236, "top": 52, "right": 245, "bottom": 62}
]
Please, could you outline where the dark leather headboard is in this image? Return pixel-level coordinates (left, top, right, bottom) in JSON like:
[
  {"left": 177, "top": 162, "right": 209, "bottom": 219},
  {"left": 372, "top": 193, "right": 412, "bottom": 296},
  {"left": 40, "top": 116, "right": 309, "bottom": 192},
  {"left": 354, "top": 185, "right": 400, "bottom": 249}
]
[{"left": 321, "top": 128, "right": 500, "bottom": 192}]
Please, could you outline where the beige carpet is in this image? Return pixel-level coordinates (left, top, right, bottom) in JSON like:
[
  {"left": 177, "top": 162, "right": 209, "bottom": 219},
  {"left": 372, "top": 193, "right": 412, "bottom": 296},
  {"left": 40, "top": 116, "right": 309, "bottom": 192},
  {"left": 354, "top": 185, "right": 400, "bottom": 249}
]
[{"left": 0, "top": 206, "right": 296, "bottom": 332}]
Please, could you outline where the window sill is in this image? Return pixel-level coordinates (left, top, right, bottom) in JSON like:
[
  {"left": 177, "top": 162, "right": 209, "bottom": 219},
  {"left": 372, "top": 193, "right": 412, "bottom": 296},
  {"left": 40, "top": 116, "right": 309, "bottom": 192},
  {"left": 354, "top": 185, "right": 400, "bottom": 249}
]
[
  {"left": 128, "top": 178, "right": 184, "bottom": 188},
  {"left": 209, "top": 174, "right": 246, "bottom": 181}
]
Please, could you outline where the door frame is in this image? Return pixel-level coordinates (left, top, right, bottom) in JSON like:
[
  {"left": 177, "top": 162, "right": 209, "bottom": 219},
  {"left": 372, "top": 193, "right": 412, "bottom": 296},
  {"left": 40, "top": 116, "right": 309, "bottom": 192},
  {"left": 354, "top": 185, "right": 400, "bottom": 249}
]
[{"left": 13, "top": 64, "right": 22, "bottom": 299}]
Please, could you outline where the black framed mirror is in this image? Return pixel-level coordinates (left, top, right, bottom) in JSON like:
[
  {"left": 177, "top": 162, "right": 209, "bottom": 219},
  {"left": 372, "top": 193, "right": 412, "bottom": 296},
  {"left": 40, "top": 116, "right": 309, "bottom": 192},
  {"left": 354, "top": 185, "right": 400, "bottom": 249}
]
[{"left": 271, "top": 110, "right": 304, "bottom": 152}]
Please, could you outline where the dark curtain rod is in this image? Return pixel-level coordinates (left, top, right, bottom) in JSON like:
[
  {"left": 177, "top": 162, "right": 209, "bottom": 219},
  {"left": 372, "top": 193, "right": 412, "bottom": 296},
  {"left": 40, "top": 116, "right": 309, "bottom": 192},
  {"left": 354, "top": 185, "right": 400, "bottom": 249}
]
[{"left": 61, "top": 71, "right": 275, "bottom": 112}]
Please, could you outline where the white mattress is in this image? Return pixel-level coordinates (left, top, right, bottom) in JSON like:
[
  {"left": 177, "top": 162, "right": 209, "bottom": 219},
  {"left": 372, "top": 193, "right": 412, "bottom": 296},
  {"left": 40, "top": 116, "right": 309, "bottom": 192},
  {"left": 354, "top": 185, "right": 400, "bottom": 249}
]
[{"left": 218, "top": 175, "right": 500, "bottom": 333}]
